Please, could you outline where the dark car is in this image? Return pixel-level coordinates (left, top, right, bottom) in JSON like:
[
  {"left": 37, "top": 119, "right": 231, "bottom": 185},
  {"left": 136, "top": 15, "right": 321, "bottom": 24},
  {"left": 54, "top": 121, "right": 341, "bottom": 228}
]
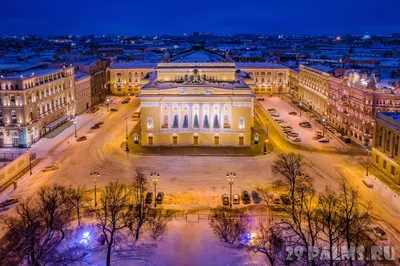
[
  {"left": 242, "top": 191, "right": 251, "bottom": 204},
  {"left": 91, "top": 124, "right": 100, "bottom": 130},
  {"left": 251, "top": 191, "right": 261, "bottom": 204},
  {"left": 257, "top": 98, "right": 265, "bottom": 101},
  {"left": 0, "top": 198, "right": 18, "bottom": 208},
  {"left": 145, "top": 192, "right": 153, "bottom": 204},
  {"left": 288, "top": 111, "right": 297, "bottom": 115},
  {"left": 156, "top": 192, "right": 164, "bottom": 204},
  {"left": 280, "top": 194, "right": 291, "bottom": 205},
  {"left": 110, "top": 108, "right": 118, "bottom": 112},
  {"left": 95, "top": 122, "right": 104, "bottom": 126},
  {"left": 76, "top": 136, "right": 87, "bottom": 142},
  {"left": 221, "top": 194, "right": 229, "bottom": 206}
]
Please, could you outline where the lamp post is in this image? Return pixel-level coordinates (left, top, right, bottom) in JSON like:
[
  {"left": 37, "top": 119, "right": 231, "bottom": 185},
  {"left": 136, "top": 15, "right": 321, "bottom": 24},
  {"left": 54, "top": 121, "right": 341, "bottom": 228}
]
[
  {"left": 74, "top": 120, "right": 77, "bottom": 138},
  {"left": 106, "top": 98, "right": 110, "bottom": 111},
  {"left": 28, "top": 150, "right": 32, "bottom": 175},
  {"left": 151, "top": 172, "right": 159, "bottom": 208},
  {"left": 125, "top": 118, "right": 129, "bottom": 152},
  {"left": 90, "top": 172, "right": 100, "bottom": 207},
  {"left": 322, "top": 118, "right": 326, "bottom": 137},
  {"left": 263, "top": 139, "right": 268, "bottom": 154},
  {"left": 366, "top": 149, "right": 371, "bottom": 176},
  {"left": 227, "top": 172, "right": 235, "bottom": 208},
  {"left": 299, "top": 102, "right": 302, "bottom": 117}
]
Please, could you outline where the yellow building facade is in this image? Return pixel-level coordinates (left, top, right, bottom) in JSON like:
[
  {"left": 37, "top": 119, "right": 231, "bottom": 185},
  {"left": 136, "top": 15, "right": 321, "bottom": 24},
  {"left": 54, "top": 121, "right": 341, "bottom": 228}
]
[{"left": 139, "top": 48, "right": 254, "bottom": 147}]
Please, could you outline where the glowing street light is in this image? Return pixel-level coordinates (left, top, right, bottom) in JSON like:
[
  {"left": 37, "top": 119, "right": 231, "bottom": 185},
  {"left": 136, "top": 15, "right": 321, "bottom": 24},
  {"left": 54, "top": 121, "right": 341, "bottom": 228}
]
[
  {"left": 125, "top": 118, "right": 129, "bottom": 152},
  {"left": 74, "top": 120, "right": 77, "bottom": 138},
  {"left": 322, "top": 118, "right": 326, "bottom": 137},
  {"left": 90, "top": 172, "right": 100, "bottom": 207},
  {"left": 227, "top": 172, "right": 235, "bottom": 208},
  {"left": 366, "top": 149, "right": 371, "bottom": 176},
  {"left": 151, "top": 172, "right": 159, "bottom": 208}
]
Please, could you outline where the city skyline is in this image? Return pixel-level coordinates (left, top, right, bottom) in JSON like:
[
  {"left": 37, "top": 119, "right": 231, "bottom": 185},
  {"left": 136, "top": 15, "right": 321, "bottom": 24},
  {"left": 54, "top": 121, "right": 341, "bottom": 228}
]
[{"left": 1, "top": 0, "right": 399, "bottom": 36}]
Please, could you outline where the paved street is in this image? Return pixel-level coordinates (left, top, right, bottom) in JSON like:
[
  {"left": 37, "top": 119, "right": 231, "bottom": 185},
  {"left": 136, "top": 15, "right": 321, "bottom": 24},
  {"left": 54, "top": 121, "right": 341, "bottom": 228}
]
[{"left": 1, "top": 95, "right": 400, "bottom": 249}]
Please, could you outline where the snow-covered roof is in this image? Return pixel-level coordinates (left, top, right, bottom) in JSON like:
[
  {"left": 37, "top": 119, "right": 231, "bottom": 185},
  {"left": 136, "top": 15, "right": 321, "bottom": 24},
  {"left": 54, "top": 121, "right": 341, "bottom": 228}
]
[
  {"left": 235, "top": 62, "right": 288, "bottom": 69},
  {"left": 110, "top": 62, "right": 157, "bottom": 69},
  {"left": 169, "top": 48, "right": 229, "bottom": 63}
]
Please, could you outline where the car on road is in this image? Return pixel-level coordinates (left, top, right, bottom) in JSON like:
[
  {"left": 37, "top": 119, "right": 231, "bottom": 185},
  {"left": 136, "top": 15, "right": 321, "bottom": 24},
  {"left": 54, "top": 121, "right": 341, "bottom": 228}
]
[
  {"left": 76, "top": 136, "right": 87, "bottom": 142},
  {"left": 91, "top": 124, "right": 101, "bottom": 130},
  {"left": 267, "top": 108, "right": 276, "bottom": 112},
  {"left": 273, "top": 197, "right": 281, "bottom": 205},
  {"left": 0, "top": 198, "right": 18, "bottom": 208},
  {"left": 288, "top": 111, "right": 297, "bottom": 115},
  {"left": 242, "top": 191, "right": 251, "bottom": 204},
  {"left": 121, "top": 98, "right": 131, "bottom": 104},
  {"left": 42, "top": 164, "right": 59, "bottom": 172},
  {"left": 251, "top": 191, "right": 261, "bottom": 204},
  {"left": 318, "top": 138, "right": 330, "bottom": 143},
  {"left": 334, "top": 132, "right": 342, "bottom": 138},
  {"left": 145, "top": 192, "right": 153, "bottom": 204},
  {"left": 283, "top": 128, "right": 292, "bottom": 133},
  {"left": 110, "top": 108, "right": 118, "bottom": 112},
  {"left": 293, "top": 137, "right": 302, "bottom": 142},
  {"left": 221, "top": 194, "right": 230, "bottom": 206},
  {"left": 274, "top": 119, "right": 284, "bottom": 123},
  {"left": 280, "top": 194, "right": 291, "bottom": 205},
  {"left": 95, "top": 122, "right": 104, "bottom": 126},
  {"left": 156, "top": 192, "right": 164, "bottom": 204},
  {"left": 288, "top": 132, "right": 299, "bottom": 137},
  {"left": 233, "top": 194, "right": 240, "bottom": 205},
  {"left": 257, "top": 98, "right": 265, "bottom": 101},
  {"left": 373, "top": 227, "right": 387, "bottom": 240},
  {"left": 270, "top": 112, "right": 280, "bottom": 117}
]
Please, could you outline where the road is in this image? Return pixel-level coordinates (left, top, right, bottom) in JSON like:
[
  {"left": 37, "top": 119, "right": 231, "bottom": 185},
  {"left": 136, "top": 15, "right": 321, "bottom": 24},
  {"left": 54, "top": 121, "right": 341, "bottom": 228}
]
[{"left": 3, "top": 95, "right": 400, "bottom": 249}]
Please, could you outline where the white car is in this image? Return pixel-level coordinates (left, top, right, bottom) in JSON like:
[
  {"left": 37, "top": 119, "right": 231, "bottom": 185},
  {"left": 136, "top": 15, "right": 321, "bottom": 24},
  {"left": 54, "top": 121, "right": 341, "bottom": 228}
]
[
  {"left": 293, "top": 137, "right": 302, "bottom": 142},
  {"left": 318, "top": 138, "right": 330, "bottom": 143},
  {"left": 271, "top": 113, "right": 280, "bottom": 117}
]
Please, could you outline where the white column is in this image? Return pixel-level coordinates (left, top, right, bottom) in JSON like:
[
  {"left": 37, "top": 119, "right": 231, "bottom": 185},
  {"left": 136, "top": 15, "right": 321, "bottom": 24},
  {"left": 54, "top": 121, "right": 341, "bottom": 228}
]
[
  {"left": 199, "top": 103, "right": 203, "bottom": 131},
  {"left": 189, "top": 103, "right": 193, "bottom": 130},
  {"left": 168, "top": 104, "right": 172, "bottom": 129},
  {"left": 220, "top": 103, "right": 224, "bottom": 132},
  {"left": 178, "top": 104, "right": 182, "bottom": 130}
]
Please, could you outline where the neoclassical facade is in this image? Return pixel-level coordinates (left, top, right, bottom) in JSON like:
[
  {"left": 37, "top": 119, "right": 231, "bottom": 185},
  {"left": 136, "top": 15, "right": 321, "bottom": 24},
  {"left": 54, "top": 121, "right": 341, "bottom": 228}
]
[
  {"left": 0, "top": 66, "right": 75, "bottom": 147},
  {"left": 139, "top": 48, "right": 254, "bottom": 146}
]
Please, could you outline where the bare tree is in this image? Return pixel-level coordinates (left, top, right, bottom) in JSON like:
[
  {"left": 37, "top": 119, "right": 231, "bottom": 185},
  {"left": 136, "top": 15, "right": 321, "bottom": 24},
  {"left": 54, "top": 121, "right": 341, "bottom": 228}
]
[
  {"left": 91, "top": 181, "right": 132, "bottom": 266},
  {"left": 70, "top": 186, "right": 87, "bottom": 226},
  {"left": 147, "top": 209, "right": 173, "bottom": 241},
  {"left": 210, "top": 207, "right": 250, "bottom": 245},
  {"left": 248, "top": 222, "right": 285, "bottom": 266},
  {"left": 318, "top": 188, "right": 344, "bottom": 265},
  {"left": 129, "top": 168, "right": 148, "bottom": 241},
  {"left": 0, "top": 184, "right": 75, "bottom": 266}
]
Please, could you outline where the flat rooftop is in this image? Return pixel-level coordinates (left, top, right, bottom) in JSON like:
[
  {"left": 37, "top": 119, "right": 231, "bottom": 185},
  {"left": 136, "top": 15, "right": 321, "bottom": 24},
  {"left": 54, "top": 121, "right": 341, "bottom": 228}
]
[
  {"left": 235, "top": 62, "right": 289, "bottom": 69},
  {"left": 110, "top": 62, "right": 158, "bottom": 69},
  {"left": 1, "top": 67, "right": 70, "bottom": 80}
]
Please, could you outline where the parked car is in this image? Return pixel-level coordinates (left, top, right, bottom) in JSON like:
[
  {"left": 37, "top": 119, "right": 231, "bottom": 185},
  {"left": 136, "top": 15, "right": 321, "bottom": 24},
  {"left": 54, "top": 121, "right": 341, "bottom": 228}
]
[
  {"left": 0, "top": 198, "right": 18, "bottom": 208},
  {"left": 42, "top": 164, "right": 59, "bottom": 172},
  {"left": 274, "top": 119, "right": 284, "bottom": 123},
  {"left": 343, "top": 136, "right": 351, "bottom": 143},
  {"left": 257, "top": 98, "right": 265, "bottom": 101},
  {"left": 132, "top": 110, "right": 141, "bottom": 121},
  {"left": 145, "top": 192, "right": 153, "bottom": 204},
  {"left": 233, "top": 194, "right": 240, "bottom": 204},
  {"left": 76, "top": 136, "right": 87, "bottom": 142},
  {"left": 334, "top": 132, "right": 342, "bottom": 138},
  {"left": 242, "top": 191, "right": 251, "bottom": 204},
  {"left": 283, "top": 128, "right": 292, "bottom": 133},
  {"left": 293, "top": 137, "right": 302, "bottom": 142},
  {"left": 91, "top": 124, "right": 100, "bottom": 130},
  {"left": 110, "top": 108, "right": 118, "bottom": 112},
  {"left": 280, "top": 194, "right": 291, "bottom": 205},
  {"left": 362, "top": 179, "right": 374, "bottom": 188},
  {"left": 318, "top": 138, "right": 330, "bottom": 143},
  {"left": 156, "top": 192, "right": 164, "bottom": 204},
  {"left": 373, "top": 227, "right": 387, "bottom": 240},
  {"left": 251, "top": 191, "right": 261, "bottom": 204},
  {"left": 273, "top": 197, "right": 281, "bottom": 205},
  {"left": 299, "top": 122, "right": 312, "bottom": 128},
  {"left": 221, "top": 194, "right": 230, "bottom": 206},
  {"left": 288, "top": 111, "right": 297, "bottom": 115},
  {"left": 267, "top": 108, "right": 276, "bottom": 112},
  {"left": 95, "top": 122, "right": 104, "bottom": 126},
  {"left": 288, "top": 132, "right": 299, "bottom": 137},
  {"left": 271, "top": 113, "right": 280, "bottom": 117}
]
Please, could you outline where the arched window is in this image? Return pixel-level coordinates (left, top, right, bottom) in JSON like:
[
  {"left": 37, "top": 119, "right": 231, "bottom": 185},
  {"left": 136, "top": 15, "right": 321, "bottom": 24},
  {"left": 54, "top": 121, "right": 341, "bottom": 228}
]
[
  {"left": 10, "top": 85, "right": 14, "bottom": 90},
  {"left": 147, "top": 117, "right": 153, "bottom": 130},
  {"left": 182, "top": 115, "right": 188, "bottom": 128},
  {"left": 15, "top": 84, "right": 19, "bottom": 90},
  {"left": 11, "top": 110, "right": 17, "bottom": 123},
  {"left": 213, "top": 114, "right": 220, "bottom": 128},
  {"left": 193, "top": 114, "right": 199, "bottom": 128},
  {"left": 203, "top": 115, "right": 209, "bottom": 128},
  {"left": 224, "top": 114, "right": 229, "bottom": 127},
  {"left": 239, "top": 117, "right": 245, "bottom": 129},
  {"left": 5, "top": 85, "right": 8, "bottom": 90},
  {"left": 163, "top": 115, "right": 168, "bottom": 127},
  {"left": 172, "top": 115, "right": 179, "bottom": 128}
]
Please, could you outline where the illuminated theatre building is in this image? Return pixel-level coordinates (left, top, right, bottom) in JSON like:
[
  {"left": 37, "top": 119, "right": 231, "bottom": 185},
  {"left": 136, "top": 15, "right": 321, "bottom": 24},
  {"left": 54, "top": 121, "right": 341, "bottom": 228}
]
[{"left": 138, "top": 47, "right": 255, "bottom": 146}]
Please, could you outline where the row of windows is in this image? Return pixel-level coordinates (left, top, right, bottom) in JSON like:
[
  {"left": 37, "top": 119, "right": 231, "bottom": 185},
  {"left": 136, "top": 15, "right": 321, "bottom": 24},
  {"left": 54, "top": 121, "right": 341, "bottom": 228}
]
[
  {"left": 375, "top": 155, "right": 396, "bottom": 175},
  {"left": 146, "top": 116, "right": 245, "bottom": 130}
]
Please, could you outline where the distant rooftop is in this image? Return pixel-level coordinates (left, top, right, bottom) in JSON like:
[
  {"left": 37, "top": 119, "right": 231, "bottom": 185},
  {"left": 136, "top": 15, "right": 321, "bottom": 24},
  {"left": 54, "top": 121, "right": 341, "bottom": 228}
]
[
  {"left": 75, "top": 72, "right": 90, "bottom": 81},
  {"left": 1, "top": 67, "right": 71, "bottom": 80},
  {"left": 168, "top": 47, "right": 230, "bottom": 63},
  {"left": 235, "top": 62, "right": 288, "bottom": 69},
  {"left": 375, "top": 112, "right": 400, "bottom": 131},
  {"left": 110, "top": 62, "right": 157, "bottom": 69}
]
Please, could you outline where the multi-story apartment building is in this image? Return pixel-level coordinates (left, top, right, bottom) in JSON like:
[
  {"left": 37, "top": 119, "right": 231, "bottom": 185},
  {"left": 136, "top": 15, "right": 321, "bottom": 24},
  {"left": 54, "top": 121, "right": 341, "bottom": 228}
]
[
  {"left": 73, "top": 60, "right": 108, "bottom": 105},
  {"left": 74, "top": 72, "right": 91, "bottom": 115},
  {"left": 297, "top": 65, "right": 330, "bottom": 116},
  {"left": 328, "top": 72, "right": 400, "bottom": 146},
  {"left": 288, "top": 68, "right": 299, "bottom": 98},
  {"left": 0, "top": 66, "right": 75, "bottom": 147},
  {"left": 236, "top": 63, "right": 289, "bottom": 94},
  {"left": 371, "top": 112, "right": 400, "bottom": 185},
  {"left": 108, "top": 63, "right": 156, "bottom": 95}
]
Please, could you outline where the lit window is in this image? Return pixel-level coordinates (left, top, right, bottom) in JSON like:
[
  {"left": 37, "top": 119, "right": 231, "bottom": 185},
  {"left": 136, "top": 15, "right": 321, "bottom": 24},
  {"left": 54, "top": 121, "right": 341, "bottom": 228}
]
[
  {"left": 239, "top": 117, "right": 245, "bottom": 129},
  {"left": 147, "top": 117, "right": 153, "bottom": 130}
]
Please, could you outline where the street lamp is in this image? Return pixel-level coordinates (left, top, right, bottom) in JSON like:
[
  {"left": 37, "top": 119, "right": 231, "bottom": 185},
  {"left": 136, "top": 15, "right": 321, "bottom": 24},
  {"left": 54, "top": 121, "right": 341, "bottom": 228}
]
[
  {"left": 322, "top": 118, "right": 326, "bottom": 137},
  {"left": 74, "top": 120, "right": 77, "bottom": 138},
  {"left": 27, "top": 150, "right": 32, "bottom": 175},
  {"left": 299, "top": 102, "right": 302, "bottom": 117},
  {"left": 263, "top": 139, "right": 268, "bottom": 154},
  {"left": 90, "top": 172, "right": 100, "bottom": 207},
  {"left": 366, "top": 149, "right": 371, "bottom": 176},
  {"left": 227, "top": 172, "right": 235, "bottom": 208},
  {"left": 125, "top": 118, "right": 129, "bottom": 152},
  {"left": 151, "top": 172, "right": 159, "bottom": 208},
  {"left": 106, "top": 98, "right": 110, "bottom": 111}
]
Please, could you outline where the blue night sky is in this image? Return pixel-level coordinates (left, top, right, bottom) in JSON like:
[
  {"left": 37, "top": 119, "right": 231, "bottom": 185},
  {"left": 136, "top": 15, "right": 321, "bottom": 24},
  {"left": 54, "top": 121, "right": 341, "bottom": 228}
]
[{"left": 1, "top": 0, "right": 399, "bottom": 36}]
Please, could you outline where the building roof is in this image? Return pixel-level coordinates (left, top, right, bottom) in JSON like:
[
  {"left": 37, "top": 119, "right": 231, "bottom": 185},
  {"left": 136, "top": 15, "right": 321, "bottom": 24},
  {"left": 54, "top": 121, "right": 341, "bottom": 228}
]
[
  {"left": 110, "top": 62, "right": 157, "bottom": 69},
  {"left": 235, "top": 62, "right": 288, "bottom": 69},
  {"left": 75, "top": 72, "right": 90, "bottom": 81},
  {"left": 1, "top": 67, "right": 69, "bottom": 80},
  {"left": 169, "top": 48, "right": 230, "bottom": 63}
]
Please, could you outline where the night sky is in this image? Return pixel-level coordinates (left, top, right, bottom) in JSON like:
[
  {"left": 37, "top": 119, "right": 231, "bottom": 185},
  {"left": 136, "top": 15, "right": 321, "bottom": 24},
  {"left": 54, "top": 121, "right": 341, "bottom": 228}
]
[{"left": 1, "top": 0, "right": 399, "bottom": 36}]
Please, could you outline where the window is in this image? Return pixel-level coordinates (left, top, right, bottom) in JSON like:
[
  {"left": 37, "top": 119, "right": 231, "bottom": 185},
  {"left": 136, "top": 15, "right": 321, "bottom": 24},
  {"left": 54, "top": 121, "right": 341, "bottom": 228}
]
[
  {"left": 213, "top": 114, "right": 220, "bottom": 128},
  {"left": 193, "top": 114, "right": 199, "bottom": 128},
  {"left": 182, "top": 115, "right": 188, "bottom": 128},
  {"left": 10, "top": 94, "right": 15, "bottom": 106},
  {"left": 391, "top": 166, "right": 395, "bottom": 175},
  {"left": 375, "top": 155, "right": 379, "bottom": 164},
  {"left": 0, "top": 110, "right": 2, "bottom": 123},
  {"left": 11, "top": 110, "right": 17, "bottom": 124},
  {"left": 162, "top": 115, "right": 168, "bottom": 128},
  {"left": 29, "top": 108, "right": 33, "bottom": 121},
  {"left": 147, "top": 117, "right": 153, "bottom": 130},
  {"left": 203, "top": 115, "right": 210, "bottom": 128},
  {"left": 224, "top": 114, "right": 229, "bottom": 127},
  {"left": 383, "top": 160, "right": 387, "bottom": 169},
  {"left": 172, "top": 115, "right": 179, "bottom": 128},
  {"left": 239, "top": 117, "right": 245, "bottom": 129}
]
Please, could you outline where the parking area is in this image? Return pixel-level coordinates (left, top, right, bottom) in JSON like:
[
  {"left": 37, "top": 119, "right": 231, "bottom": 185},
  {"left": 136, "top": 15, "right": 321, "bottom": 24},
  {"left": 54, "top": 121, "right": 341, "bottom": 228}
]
[{"left": 257, "top": 96, "right": 343, "bottom": 150}]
